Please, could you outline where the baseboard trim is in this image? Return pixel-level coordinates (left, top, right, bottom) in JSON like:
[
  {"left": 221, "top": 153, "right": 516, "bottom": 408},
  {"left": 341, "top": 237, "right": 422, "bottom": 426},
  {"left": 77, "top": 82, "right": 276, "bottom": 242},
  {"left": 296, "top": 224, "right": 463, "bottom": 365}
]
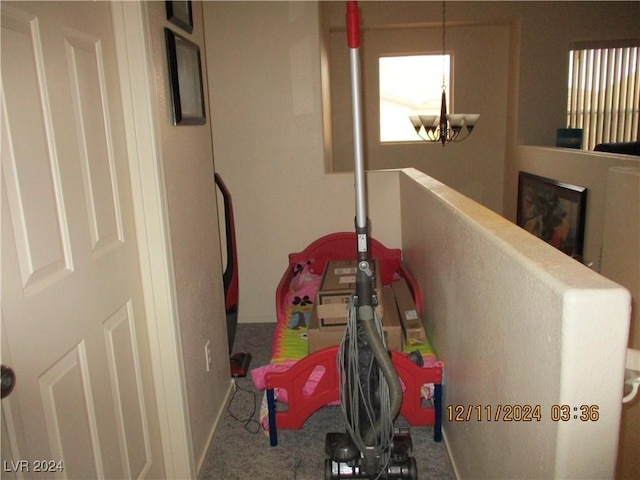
[
  {"left": 441, "top": 428, "right": 459, "bottom": 479},
  {"left": 195, "top": 378, "right": 235, "bottom": 477},
  {"left": 238, "top": 315, "right": 276, "bottom": 324}
]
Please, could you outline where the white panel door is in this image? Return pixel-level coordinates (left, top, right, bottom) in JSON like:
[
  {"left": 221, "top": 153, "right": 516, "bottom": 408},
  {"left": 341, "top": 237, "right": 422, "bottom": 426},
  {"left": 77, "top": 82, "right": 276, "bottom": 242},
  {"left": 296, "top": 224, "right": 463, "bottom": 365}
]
[{"left": 1, "top": 2, "right": 164, "bottom": 478}]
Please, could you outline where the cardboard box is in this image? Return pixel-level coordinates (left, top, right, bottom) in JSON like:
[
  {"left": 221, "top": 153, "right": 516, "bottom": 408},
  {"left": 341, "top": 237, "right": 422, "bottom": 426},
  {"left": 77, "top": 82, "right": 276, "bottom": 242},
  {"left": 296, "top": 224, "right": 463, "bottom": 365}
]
[
  {"left": 316, "top": 295, "right": 351, "bottom": 323},
  {"left": 308, "top": 286, "right": 401, "bottom": 354},
  {"left": 391, "top": 278, "right": 426, "bottom": 345},
  {"left": 379, "top": 288, "right": 402, "bottom": 352},
  {"left": 307, "top": 308, "right": 343, "bottom": 354},
  {"left": 316, "top": 260, "right": 383, "bottom": 321}
]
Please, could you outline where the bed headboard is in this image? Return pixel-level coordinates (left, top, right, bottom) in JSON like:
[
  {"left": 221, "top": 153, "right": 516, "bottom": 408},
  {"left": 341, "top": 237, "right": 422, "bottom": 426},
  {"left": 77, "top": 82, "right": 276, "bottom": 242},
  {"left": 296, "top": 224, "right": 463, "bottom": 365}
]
[
  {"left": 287, "top": 232, "right": 402, "bottom": 285},
  {"left": 276, "top": 232, "right": 423, "bottom": 323}
]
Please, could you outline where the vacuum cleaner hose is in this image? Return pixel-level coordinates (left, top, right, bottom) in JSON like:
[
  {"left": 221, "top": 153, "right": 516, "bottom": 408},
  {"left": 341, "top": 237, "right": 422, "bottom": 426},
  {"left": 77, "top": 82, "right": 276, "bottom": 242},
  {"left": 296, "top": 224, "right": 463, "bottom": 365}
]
[{"left": 359, "top": 304, "right": 403, "bottom": 446}]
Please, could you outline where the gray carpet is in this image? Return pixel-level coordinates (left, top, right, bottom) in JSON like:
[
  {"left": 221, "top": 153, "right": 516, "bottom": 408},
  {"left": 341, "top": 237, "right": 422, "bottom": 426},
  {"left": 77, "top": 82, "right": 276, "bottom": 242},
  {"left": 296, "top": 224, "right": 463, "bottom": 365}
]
[{"left": 200, "top": 323, "right": 455, "bottom": 480}]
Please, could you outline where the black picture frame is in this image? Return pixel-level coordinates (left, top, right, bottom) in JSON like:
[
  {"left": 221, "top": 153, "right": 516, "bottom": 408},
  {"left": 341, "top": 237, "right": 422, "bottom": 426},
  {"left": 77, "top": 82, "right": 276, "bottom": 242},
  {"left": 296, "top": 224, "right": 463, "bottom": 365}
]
[
  {"left": 166, "top": 0, "right": 193, "bottom": 34},
  {"left": 165, "top": 28, "right": 206, "bottom": 126},
  {"left": 517, "top": 172, "right": 587, "bottom": 259}
]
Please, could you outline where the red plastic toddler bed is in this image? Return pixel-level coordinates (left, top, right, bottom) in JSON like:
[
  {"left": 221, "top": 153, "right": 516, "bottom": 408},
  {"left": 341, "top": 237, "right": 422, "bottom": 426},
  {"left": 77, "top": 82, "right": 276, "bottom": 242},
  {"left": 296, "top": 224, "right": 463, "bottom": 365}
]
[{"left": 251, "top": 233, "right": 443, "bottom": 446}]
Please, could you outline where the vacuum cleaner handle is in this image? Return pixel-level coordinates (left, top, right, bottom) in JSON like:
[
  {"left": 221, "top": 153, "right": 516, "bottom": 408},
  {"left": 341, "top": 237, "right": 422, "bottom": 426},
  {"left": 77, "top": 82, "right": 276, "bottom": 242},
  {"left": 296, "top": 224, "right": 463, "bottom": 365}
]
[{"left": 346, "top": 1, "right": 359, "bottom": 48}]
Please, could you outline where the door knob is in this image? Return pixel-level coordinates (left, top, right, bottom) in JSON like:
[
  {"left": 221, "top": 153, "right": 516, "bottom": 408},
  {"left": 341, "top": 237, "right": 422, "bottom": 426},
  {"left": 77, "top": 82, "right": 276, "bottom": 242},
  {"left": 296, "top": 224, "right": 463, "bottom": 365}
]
[{"left": 1, "top": 365, "right": 16, "bottom": 399}]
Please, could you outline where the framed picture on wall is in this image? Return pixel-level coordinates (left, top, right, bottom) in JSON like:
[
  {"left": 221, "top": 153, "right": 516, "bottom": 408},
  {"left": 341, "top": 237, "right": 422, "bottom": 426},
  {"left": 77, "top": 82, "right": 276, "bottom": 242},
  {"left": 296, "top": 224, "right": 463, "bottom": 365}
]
[
  {"left": 517, "top": 172, "right": 587, "bottom": 259},
  {"left": 166, "top": 0, "right": 193, "bottom": 34},
  {"left": 165, "top": 28, "right": 206, "bottom": 126}
]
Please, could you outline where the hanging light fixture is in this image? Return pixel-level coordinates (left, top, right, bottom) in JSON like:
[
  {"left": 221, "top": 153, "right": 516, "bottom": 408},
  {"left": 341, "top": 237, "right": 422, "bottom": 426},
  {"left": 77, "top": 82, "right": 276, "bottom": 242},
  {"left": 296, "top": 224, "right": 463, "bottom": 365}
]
[{"left": 409, "top": 1, "right": 479, "bottom": 146}]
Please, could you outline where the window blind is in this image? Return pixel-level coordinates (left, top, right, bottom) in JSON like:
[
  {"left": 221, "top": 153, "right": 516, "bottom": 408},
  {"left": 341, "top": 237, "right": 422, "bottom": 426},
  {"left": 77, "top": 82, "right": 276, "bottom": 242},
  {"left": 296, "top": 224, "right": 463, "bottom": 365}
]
[{"left": 567, "top": 42, "right": 639, "bottom": 150}]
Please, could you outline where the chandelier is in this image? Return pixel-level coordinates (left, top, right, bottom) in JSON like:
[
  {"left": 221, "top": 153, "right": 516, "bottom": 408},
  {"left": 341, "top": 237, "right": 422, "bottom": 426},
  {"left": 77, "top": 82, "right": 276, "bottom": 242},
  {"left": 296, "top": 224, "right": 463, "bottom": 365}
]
[{"left": 409, "top": 1, "right": 479, "bottom": 145}]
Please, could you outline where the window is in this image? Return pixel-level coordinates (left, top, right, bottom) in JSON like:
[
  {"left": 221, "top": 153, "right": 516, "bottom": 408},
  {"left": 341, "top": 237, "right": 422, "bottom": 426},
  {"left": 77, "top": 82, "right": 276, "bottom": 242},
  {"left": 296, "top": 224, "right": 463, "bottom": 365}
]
[
  {"left": 379, "top": 54, "right": 450, "bottom": 142},
  {"left": 567, "top": 41, "right": 639, "bottom": 150}
]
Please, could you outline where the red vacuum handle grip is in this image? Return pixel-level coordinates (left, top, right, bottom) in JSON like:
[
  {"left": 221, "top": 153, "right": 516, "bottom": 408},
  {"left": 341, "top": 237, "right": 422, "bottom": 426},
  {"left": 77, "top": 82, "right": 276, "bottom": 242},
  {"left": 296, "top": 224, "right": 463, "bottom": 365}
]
[{"left": 346, "top": 1, "right": 359, "bottom": 48}]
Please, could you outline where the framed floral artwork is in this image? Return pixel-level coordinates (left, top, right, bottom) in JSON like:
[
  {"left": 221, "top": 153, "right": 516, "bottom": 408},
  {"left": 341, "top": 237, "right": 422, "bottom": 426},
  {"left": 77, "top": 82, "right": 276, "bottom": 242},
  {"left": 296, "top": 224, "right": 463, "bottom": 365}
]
[{"left": 517, "top": 172, "right": 587, "bottom": 259}]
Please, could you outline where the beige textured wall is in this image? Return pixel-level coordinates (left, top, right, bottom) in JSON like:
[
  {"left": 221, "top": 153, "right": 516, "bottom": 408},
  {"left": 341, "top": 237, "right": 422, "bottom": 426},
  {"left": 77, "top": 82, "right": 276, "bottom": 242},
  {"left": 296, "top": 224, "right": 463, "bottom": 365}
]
[
  {"left": 509, "top": 151, "right": 640, "bottom": 479},
  {"left": 600, "top": 168, "right": 640, "bottom": 480},
  {"left": 145, "top": 1, "right": 231, "bottom": 472},
  {"left": 508, "top": 146, "right": 640, "bottom": 274},
  {"left": 399, "top": 168, "right": 630, "bottom": 479},
  {"left": 204, "top": 2, "right": 401, "bottom": 323},
  {"left": 324, "top": 5, "right": 510, "bottom": 214}
]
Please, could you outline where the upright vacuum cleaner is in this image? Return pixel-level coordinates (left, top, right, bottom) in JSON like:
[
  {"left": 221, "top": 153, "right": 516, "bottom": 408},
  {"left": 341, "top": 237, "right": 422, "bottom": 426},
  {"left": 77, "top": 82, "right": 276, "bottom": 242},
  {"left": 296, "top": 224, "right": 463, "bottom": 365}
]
[{"left": 324, "top": 3, "right": 417, "bottom": 479}]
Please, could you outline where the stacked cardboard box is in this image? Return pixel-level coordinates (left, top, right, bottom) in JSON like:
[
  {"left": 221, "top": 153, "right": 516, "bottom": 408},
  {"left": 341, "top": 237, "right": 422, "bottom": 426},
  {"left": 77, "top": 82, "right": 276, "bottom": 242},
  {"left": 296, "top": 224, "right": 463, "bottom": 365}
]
[
  {"left": 308, "top": 259, "right": 395, "bottom": 353},
  {"left": 307, "top": 260, "right": 427, "bottom": 354},
  {"left": 315, "top": 259, "right": 383, "bottom": 325},
  {"left": 308, "top": 286, "right": 402, "bottom": 353},
  {"left": 391, "top": 278, "right": 426, "bottom": 345}
]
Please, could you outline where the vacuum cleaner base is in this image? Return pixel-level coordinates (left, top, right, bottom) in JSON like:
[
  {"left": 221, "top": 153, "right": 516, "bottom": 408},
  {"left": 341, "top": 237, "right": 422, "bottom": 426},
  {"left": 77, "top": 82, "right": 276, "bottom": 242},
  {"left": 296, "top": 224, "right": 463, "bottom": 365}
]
[{"left": 324, "top": 428, "right": 417, "bottom": 480}]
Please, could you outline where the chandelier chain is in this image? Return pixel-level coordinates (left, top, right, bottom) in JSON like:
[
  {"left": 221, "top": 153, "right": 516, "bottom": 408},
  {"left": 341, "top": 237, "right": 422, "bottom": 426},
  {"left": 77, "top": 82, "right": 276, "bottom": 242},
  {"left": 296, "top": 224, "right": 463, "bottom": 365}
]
[
  {"left": 408, "top": 0, "right": 479, "bottom": 145},
  {"left": 441, "top": 0, "right": 446, "bottom": 89}
]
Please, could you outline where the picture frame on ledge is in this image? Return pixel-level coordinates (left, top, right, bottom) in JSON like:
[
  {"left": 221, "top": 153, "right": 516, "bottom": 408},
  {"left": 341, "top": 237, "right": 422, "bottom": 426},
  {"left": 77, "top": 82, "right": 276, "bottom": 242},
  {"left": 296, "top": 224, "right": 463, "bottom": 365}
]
[
  {"left": 166, "top": 0, "right": 193, "bottom": 34},
  {"left": 165, "top": 28, "right": 206, "bottom": 126},
  {"left": 517, "top": 172, "right": 587, "bottom": 259}
]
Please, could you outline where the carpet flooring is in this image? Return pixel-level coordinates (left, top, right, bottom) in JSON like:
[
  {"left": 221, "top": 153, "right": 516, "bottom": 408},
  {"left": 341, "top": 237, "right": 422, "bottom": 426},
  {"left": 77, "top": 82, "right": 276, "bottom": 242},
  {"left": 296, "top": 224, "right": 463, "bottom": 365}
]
[{"left": 199, "top": 323, "right": 455, "bottom": 480}]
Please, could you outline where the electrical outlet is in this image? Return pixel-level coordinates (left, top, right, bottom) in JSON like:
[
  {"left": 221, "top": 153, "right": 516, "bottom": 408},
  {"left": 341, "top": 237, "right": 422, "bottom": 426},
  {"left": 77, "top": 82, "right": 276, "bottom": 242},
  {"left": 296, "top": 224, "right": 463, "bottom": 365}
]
[{"left": 205, "top": 340, "right": 212, "bottom": 372}]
